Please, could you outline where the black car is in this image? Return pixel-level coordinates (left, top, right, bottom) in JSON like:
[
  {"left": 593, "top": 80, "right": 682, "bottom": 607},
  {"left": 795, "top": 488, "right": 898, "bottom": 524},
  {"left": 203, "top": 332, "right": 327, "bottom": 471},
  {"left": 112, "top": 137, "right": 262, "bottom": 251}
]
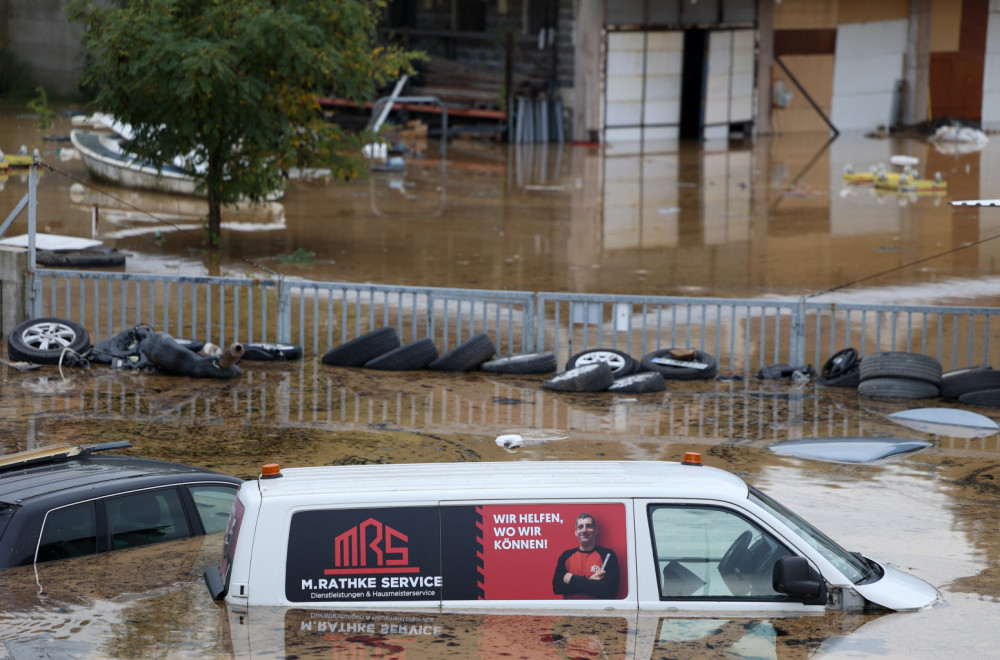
[{"left": 0, "top": 441, "right": 242, "bottom": 568}]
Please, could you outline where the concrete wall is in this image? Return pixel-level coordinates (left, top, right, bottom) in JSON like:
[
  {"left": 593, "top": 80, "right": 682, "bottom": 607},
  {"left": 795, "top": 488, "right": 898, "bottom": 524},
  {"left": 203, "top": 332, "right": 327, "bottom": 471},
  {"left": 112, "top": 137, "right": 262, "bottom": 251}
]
[
  {"left": 0, "top": 0, "right": 87, "bottom": 97},
  {"left": 0, "top": 246, "right": 29, "bottom": 337}
]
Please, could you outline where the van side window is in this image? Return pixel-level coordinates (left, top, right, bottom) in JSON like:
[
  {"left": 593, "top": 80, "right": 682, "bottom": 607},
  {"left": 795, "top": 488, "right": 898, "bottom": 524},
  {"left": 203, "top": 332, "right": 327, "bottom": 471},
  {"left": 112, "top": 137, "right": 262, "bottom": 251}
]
[
  {"left": 107, "top": 489, "right": 191, "bottom": 550},
  {"left": 37, "top": 501, "right": 98, "bottom": 563},
  {"left": 188, "top": 485, "right": 238, "bottom": 535},
  {"left": 648, "top": 505, "right": 791, "bottom": 600}
]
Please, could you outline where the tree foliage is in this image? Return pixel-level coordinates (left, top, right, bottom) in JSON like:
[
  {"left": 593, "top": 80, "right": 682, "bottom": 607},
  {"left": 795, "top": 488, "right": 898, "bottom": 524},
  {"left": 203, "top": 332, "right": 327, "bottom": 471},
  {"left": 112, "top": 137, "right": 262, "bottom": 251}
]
[{"left": 68, "top": 0, "right": 420, "bottom": 244}]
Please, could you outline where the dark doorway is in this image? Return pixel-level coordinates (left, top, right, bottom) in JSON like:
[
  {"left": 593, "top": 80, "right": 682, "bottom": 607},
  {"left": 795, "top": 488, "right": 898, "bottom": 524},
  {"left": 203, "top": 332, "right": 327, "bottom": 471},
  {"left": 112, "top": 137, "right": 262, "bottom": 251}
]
[{"left": 680, "top": 29, "right": 707, "bottom": 140}]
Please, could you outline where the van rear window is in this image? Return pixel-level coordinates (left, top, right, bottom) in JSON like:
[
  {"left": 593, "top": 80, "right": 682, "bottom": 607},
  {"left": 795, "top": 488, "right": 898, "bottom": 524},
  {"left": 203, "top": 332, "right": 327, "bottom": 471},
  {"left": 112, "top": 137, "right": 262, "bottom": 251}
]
[{"left": 285, "top": 503, "right": 628, "bottom": 603}]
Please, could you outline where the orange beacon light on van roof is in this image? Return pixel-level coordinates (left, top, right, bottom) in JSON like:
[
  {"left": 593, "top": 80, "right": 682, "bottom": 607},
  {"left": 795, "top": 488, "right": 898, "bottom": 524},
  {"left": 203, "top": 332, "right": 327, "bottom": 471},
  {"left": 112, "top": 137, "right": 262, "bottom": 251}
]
[
  {"left": 682, "top": 452, "right": 702, "bottom": 466},
  {"left": 261, "top": 463, "right": 282, "bottom": 478}
]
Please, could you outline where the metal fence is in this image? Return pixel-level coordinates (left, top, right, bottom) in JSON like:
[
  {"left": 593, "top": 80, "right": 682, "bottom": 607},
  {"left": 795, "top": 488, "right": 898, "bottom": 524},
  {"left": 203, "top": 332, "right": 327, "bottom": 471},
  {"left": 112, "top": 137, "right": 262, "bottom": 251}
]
[{"left": 33, "top": 269, "right": 1000, "bottom": 373}]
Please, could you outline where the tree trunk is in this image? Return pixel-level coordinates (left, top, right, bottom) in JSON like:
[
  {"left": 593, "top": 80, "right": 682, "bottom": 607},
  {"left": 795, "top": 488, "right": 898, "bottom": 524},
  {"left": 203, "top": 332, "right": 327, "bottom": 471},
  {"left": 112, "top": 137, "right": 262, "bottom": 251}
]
[
  {"left": 206, "top": 188, "right": 221, "bottom": 246},
  {"left": 205, "top": 155, "right": 223, "bottom": 247}
]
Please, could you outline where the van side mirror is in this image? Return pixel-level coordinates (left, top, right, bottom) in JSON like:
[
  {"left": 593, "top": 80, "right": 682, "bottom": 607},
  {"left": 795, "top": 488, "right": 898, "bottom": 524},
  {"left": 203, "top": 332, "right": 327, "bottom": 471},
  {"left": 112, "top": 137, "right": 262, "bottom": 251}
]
[{"left": 773, "top": 556, "right": 827, "bottom": 606}]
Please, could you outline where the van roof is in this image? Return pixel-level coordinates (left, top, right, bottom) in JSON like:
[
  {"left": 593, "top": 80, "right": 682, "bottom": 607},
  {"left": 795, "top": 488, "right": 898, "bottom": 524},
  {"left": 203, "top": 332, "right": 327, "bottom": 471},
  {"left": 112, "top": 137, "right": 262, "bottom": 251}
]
[{"left": 256, "top": 460, "right": 748, "bottom": 501}]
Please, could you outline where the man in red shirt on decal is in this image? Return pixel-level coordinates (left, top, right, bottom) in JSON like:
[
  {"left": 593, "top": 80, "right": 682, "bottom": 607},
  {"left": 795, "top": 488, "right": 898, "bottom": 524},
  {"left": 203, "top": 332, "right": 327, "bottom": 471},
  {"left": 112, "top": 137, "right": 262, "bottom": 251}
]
[{"left": 551, "top": 512, "right": 620, "bottom": 599}]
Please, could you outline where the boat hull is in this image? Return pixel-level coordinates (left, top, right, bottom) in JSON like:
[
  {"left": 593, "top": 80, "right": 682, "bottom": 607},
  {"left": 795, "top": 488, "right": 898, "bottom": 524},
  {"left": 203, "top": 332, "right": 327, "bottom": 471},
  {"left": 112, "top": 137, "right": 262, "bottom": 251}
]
[{"left": 70, "top": 130, "right": 283, "bottom": 200}]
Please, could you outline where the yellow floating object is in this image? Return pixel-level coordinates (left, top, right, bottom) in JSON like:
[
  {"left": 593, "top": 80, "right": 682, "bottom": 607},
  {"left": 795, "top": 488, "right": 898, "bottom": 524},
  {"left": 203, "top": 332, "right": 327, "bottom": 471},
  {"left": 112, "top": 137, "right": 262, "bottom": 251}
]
[
  {"left": 3, "top": 153, "right": 33, "bottom": 167},
  {"left": 843, "top": 171, "right": 905, "bottom": 185},
  {"left": 875, "top": 174, "right": 946, "bottom": 192}
]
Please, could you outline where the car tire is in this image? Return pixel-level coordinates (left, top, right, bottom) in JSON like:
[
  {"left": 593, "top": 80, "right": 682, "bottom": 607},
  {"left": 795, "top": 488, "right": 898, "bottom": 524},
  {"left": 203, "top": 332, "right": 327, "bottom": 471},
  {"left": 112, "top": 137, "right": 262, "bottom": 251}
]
[
  {"left": 565, "top": 349, "right": 638, "bottom": 380},
  {"left": 640, "top": 348, "right": 718, "bottom": 380},
  {"left": 240, "top": 342, "right": 304, "bottom": 361},
  {"left": 363, "top": 338, "right": 439, "bottom": 371},
  {"left": 429, "top": 333, "right": 496, "bottom": 372},
  {"left": 957, "top": 388, "right": 1000, "bottom": 408},
  {"left": 607, "top": 371, "right": 665, "bottom": 394},
  {"left": 7, "top": 317, "right": 91, "bottom": 364},
  {"left": 321, "top": 327, "right": 401, "bottom": 367},
  {"left": 857, "top": 377, "right": 939, "bottom": 400},
  {"left": 858, "top": 352, "right": 942, "bottom": 384},
  {"left": 479, "top": 352, "right": 558, "bottom": 375},
  {"left": 542, "top": 362, "right": 615, "bottom": 393},
  {"left": 938, "top": 366, "right": 1000, "bottom": 399},
  {"left": 821, "top": 348, "right": 860, "bottom": 380},
  {"left": 816, "top": 351, "right": 862, "bottom": 388},
  {"left": 35, "top": 247, "right": 126, "bottom": 268},
  {"left": 816, "top": 366, "right": 861, "bottom": 389}
]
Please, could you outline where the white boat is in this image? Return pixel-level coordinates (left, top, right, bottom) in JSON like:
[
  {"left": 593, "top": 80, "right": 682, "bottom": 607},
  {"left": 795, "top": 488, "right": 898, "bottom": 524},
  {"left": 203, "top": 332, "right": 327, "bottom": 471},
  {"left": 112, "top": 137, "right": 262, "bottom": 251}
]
[
  {"left": 70, "top": 129, "right": 283, "bottom": 200},
  {"left": 71, "top": 129, "right": 204, "bottom": 196}
]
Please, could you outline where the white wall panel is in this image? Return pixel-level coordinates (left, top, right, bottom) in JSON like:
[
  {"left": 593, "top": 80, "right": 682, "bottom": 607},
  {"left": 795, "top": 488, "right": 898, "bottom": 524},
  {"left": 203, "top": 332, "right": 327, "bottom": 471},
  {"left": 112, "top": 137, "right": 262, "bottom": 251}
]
[
  {"left": 982, "top": 3, "right": 1000, "bottom": 130},
  {"left": 605, "top": 28, "right": 754, "bottom": 138},
  {"left": 831, "top": 20, "right": 907, "bottom": 131}
]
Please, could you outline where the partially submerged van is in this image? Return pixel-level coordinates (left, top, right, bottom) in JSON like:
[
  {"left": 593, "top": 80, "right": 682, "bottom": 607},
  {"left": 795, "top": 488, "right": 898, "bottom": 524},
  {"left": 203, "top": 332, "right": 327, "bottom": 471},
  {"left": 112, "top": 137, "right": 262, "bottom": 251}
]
[{"left": 205, "top": 455, "right": 939, "bottom": 613}]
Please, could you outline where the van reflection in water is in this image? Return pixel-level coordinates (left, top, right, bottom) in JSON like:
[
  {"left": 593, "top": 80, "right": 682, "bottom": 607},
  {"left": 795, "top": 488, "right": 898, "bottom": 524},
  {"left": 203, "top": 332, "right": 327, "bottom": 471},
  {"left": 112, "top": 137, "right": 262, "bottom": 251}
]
[{"left": 218, "top": 607, "right": 876, "bottom": 659}]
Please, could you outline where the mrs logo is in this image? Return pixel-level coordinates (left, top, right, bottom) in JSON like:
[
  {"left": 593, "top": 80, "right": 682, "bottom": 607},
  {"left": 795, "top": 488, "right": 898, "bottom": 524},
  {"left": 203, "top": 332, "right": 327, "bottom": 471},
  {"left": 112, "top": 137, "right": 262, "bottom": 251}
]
[{"left": 329, "top": 517, "right": 415, "bottom": 574}]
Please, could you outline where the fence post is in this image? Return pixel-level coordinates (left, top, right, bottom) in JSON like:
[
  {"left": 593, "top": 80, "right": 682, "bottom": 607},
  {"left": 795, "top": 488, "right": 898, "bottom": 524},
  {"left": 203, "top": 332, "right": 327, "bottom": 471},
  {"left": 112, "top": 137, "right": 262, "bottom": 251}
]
[
  {"left": 523, "top": 294, "right": 536, "bottom": 352},
  {"left": 277, "top": 275, "right": 291, "bottom": 344},
  {"left": 792, "top": 298, "right": 807, "bottom": 366}
]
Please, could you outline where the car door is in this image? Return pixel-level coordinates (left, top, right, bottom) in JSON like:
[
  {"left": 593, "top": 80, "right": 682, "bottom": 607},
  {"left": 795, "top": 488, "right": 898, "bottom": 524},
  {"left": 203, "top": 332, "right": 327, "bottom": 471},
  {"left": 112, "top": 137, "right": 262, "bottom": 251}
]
[
  {"left": 105, "top": 487, "right": 192, "bottom": 550},
  {"left": 634, "top": 500, "right": 820, "bottom": 612}
]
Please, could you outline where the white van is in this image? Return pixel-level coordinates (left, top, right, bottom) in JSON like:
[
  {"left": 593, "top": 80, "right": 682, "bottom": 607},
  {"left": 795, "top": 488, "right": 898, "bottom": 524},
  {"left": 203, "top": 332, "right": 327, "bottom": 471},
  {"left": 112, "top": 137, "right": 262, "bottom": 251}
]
[{"left": 205, "top": 454, "right": 939, "bottom": 613}]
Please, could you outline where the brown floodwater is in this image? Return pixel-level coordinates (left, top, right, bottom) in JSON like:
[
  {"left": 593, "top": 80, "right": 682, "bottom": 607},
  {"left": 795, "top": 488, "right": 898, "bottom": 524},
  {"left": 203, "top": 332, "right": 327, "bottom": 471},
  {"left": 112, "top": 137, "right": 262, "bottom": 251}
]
[{"left": 1, "top": 107, "right": 1000, "bottom": 657}]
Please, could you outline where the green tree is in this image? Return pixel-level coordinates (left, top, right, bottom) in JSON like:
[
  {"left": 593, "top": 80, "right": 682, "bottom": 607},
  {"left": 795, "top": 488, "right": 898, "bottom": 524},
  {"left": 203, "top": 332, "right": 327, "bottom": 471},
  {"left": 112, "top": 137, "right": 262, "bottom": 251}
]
[{"left": 68, "top": 0, "right": 419, "bottom": 245}]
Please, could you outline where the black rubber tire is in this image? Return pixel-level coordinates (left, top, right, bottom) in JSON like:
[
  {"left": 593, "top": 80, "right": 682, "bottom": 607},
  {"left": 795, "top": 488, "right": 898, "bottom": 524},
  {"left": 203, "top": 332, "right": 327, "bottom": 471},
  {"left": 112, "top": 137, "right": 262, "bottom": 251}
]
[
  {"left": 240, "top": 342, "right": 303, "bottom": 361},
  {"left": 859, "top": 352, "right": 942, "bottom": 384},
  {"left": 821, "top": 348, "right": 860, "bottom": 379},
  {"left": 428, "top": 333, "right": 496, "bottom": 372},
  {"left": 363, "top": 338, "right": 439, "bottom": 371},
  {"left": 34, "top": 248, "right": 126, "bottom": 268},
  {"left": 173, "top": 337, "right": 205, "bottom": 353},
  {"left": 479, "top": 352, "right": 558, "bottom": 374},
  {"left": 957, "top": 388, "right": 1000, "bottom": 408},
  {"left": 857, "top": 377, "right": 939, "bottom": 400},
  {"left": 542, "top": 362, "right": 614, "bottom": 393},
  {"left": 322, "top": 327, "right": 401, "bottom": 367},
  {"left": 816, "top": 363, "right": 861, "bottom": 389},
  {"left": 607, "top": 371, "right": 666, "bottom": 394},
  {"left": 565, "top": 348, "right": 638, "bottom": 380},
  {"left": 144, "top": 332, "right": 242, "bottom": 378},
  {"left": 640, "top": 348, "right": 718, "bottom": 380},
  {"left": 939, "top": 366, "right": 999, "bottom": 399},
  {"left": 7, "top": 317, "right": 91, "bottom": 364}
]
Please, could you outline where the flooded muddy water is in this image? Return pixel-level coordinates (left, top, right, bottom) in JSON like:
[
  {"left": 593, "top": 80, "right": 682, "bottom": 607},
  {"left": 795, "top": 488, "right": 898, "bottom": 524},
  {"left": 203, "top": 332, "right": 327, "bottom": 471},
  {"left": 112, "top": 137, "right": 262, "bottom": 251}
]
[{"left": 2, "top": 107, "right": 1000, "bottom": 657}]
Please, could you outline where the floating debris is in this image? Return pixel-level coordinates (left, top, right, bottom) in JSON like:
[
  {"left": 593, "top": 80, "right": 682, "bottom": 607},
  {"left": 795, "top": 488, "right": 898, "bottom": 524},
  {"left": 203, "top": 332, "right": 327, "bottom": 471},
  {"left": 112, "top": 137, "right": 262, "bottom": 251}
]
[{"left": 769, "top": 437, "right": 932, "bottom": 464}]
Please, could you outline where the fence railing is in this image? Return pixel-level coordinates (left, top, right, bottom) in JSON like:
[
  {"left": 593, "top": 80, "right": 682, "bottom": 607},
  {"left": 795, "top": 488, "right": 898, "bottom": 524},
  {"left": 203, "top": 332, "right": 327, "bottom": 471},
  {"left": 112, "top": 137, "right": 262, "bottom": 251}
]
[{"left": 33, "top": 269, "right": 1000, "bottom": 373}]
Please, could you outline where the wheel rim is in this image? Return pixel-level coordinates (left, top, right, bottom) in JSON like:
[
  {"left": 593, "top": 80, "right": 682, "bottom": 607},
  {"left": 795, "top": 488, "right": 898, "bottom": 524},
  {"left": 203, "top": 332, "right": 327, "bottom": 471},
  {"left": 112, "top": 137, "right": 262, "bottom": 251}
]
[
  {"left": 575, "top": 351, "right": 627, "bottom": 372},
  {"left": 21, "top": 322, "right": 77, "bottom": 351}
]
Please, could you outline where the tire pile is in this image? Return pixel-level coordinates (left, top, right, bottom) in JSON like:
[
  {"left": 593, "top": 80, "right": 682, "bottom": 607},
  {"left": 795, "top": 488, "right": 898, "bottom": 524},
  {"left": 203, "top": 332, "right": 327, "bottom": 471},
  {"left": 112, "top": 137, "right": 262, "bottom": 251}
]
[
  {"left": 540, "top": 347, "right": 718, "bottom": 394},
  {"left": 320, "top": 328, "right": 719, "bottom": 395},
  {"left": 857, "top": 352, "right": 942, "bottom": 400},
  {"left": 818, "top": 347, "right": 1000, "bottom": 407}
]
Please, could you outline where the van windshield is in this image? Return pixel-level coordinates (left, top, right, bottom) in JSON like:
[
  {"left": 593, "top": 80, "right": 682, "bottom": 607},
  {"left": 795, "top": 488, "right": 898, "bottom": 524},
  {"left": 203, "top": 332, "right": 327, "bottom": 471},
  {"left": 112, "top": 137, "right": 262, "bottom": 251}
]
[{"left": 748, "top": 487, "right": 868, "bottom": 584}]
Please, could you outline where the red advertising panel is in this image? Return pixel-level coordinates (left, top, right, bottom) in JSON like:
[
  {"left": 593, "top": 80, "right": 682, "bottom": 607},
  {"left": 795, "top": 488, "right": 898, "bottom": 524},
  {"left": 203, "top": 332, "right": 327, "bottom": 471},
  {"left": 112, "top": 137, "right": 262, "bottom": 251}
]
[{"left": 476, "top": 503, "right": 628, "bottom": 601}]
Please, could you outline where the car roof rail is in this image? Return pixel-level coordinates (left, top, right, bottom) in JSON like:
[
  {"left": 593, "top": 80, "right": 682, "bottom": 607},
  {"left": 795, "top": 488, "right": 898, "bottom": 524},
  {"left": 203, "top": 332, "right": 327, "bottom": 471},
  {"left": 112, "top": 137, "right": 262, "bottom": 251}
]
[{"left": 0, "top": 441, "right": 133, "bottom": 471}]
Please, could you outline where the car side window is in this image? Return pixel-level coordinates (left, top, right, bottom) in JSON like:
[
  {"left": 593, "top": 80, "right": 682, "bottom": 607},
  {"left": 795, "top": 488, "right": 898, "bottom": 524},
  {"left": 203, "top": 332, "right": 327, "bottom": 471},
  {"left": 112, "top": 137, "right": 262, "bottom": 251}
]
[
  {"left": 106, "top": 488, "right": 191, "bottom": 550},
  {"left": 189, "top": 485, "right": 238, "bottom": 534},
  {"left": 649, "top": 505, "right": 791, "bottom": 600},
  {"left": 37, "top": 501, "right": 98, "bottom": 563}
]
